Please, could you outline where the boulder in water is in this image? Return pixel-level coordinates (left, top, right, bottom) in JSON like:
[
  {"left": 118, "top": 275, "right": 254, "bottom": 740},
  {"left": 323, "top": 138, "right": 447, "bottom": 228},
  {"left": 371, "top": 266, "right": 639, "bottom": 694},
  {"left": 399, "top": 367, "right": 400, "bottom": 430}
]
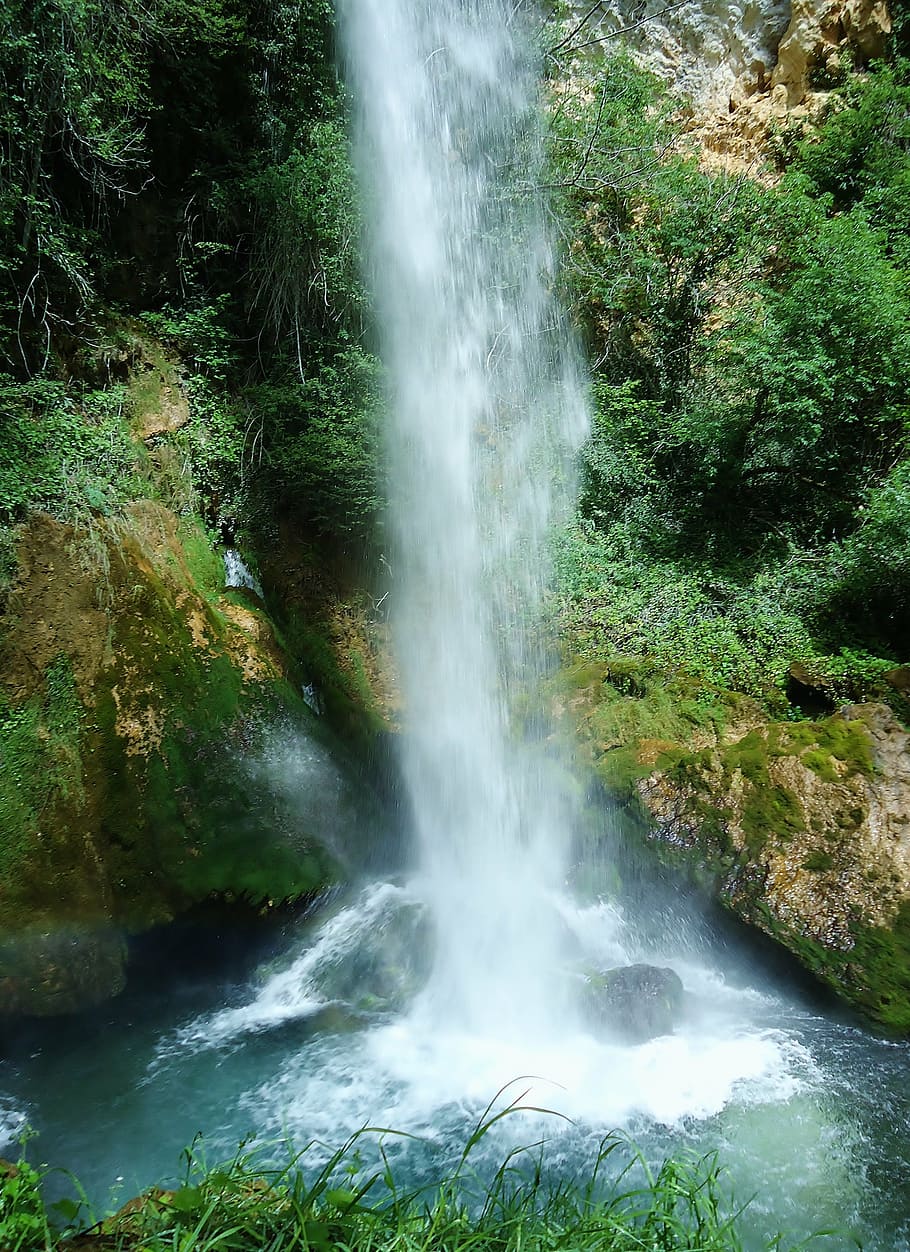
[{"left": 583, "top": 963, "right": 684, "bottom": 1042}]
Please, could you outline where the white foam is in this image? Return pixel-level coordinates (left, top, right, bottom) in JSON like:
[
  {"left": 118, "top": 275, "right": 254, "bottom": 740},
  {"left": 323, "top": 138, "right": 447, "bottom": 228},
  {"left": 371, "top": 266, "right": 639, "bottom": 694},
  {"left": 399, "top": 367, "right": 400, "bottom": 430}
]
[
  {"left": 229, "top": 993, "right": 804, "bottom": 1160},
  {"left": 175, "top": 883, "right": 413, "bottom": 1048},
  {"left": 0, "top": 1098, "right": 27, "bottom": 1150},
  {"left": 166, "top": 873, "right": 807, "bottom": 1143}
]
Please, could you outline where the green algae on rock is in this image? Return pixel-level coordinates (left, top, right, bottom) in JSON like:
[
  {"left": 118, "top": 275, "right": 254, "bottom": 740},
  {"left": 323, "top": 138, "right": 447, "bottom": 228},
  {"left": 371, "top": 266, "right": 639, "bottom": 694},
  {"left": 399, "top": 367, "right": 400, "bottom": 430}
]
[
  {"left": 0, "top": 507, "right": 342, "bottom": 1016},
  {"left": 558, "top": 660, "right": 910, "bottom": 1032},
  {"left": 638, "top": 703, "right": 910, "bottom": 1031}
]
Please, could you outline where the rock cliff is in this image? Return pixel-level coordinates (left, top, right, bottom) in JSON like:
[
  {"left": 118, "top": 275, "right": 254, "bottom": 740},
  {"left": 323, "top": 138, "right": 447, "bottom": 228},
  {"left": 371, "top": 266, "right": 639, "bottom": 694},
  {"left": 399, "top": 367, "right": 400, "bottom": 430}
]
[
  {"left": 569, "top": 0, "right": 890, "bottom": 108},
  {"left": 562, "top": 660, "right": 910, "bottom": 1030},
  {"left": 562, "top": 0, "right": 892, "bottom": 173}
]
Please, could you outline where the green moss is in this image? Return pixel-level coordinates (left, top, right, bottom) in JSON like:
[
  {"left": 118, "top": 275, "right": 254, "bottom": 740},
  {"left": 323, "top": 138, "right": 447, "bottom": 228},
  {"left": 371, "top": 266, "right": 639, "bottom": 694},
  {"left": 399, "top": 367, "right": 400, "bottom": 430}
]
[
  {"left": 741, "top": 782, "right": 805, "bottom": 852},
  {"left": 815, "top": 718, "right": 875, "bottom": 775},
  {"left": 725, "top": 730, "right": 770, "bottom": 784},
  {"left": 273, "top": 609, "right": 388, "bottom": 758},
  {"left": 595, "top": 745, "right": 650, "bottom": 793},
  {"left": 748, "top": 896, "right": 910, "bottom": 1034},
  {"left": 177, "top": 517, "right": 224, "bottom": 599},
  {"left": 566, "top": 656, "right": 731, "bottom": 799},
  {"left": 92, "top": 584, "right": 336, "bottom": 923},
  {"left": 778, "top": 714, "right": 875, "bottom": 779},
  {"left": 802, "top": 850, "right": 835, "bottom": 872},
  {"left": 800, "top": 749, "right": 839, "bottom": 783},
  {"left": 846, "top": 904, "right": 910, "bottom": 1033},
  {"left": 553, "top": 658, "right": 608, "bottom": 691},
  {"left": 71, "top": 523, "right": 341, "bottom": 929},
  {"left": 0, "top": 656, "right": 86, "bottom": 879},
  {"left": 124, "top": 335, "right": 181, "bottom": 433}
]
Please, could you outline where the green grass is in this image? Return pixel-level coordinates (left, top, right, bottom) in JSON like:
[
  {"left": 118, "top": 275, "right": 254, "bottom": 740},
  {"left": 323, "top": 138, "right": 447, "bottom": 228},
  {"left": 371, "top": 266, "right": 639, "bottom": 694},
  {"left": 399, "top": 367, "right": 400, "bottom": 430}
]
[{"left": 2, "top": 1111, "right": 829, "bottom": 1251}]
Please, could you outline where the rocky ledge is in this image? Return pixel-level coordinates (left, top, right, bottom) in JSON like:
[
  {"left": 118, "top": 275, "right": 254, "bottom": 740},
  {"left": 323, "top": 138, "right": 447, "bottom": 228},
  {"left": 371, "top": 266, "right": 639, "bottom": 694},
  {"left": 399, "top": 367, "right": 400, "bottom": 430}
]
[
  {"left": 0, "top": 505, "right": 342, "bottom": 1016},
  {"left": 638, "top": 701, "right": 910, "bottom": 1031}
]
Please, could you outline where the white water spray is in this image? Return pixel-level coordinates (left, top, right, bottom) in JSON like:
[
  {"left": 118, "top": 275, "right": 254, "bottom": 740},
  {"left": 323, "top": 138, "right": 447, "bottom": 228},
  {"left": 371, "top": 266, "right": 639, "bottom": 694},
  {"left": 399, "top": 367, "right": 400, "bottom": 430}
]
[
  {"left": 168, "top": 0, "right": 799, "bottom": 1144},
  {"left": 339, "top": 0, "right": 588, "bottom": 1038}
]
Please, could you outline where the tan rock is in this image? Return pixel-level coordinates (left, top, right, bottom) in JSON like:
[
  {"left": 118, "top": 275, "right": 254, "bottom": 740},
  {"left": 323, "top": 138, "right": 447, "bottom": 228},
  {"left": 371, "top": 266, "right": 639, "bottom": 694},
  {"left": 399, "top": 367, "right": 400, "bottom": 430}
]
[
  {"left": 772, "top": 0, "right": 891, "bottom": 105},
  {"left": 634, "top": 703, "right": 910, "bottom": 1025}
]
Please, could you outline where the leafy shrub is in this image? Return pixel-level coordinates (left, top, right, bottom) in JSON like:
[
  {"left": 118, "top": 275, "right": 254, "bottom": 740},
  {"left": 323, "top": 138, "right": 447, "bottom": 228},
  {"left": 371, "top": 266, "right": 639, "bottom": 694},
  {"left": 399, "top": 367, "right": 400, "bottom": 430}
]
[
  {"left": 552, "top": 522, "right": 815, "bottom": 698},
  {"left": 0, "top": 1153, "right": 54, "bottom": 1252},
  {"left": 246, "top": 347, "right": 385, "bottom": 540},
  {"left": 0, "top": 376, "right": 148, "bottom": 523}
]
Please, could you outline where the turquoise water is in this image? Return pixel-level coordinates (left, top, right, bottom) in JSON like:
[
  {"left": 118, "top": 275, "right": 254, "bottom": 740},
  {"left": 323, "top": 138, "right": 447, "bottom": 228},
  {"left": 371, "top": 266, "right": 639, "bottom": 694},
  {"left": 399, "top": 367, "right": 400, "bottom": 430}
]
[{"left": 3, "top": 871, "right": 908, "bottom": 1251}]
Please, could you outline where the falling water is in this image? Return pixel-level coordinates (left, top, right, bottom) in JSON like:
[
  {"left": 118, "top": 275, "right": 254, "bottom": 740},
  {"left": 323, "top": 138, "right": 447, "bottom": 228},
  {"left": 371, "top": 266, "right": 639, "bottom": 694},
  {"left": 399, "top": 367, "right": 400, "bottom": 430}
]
[
  {"left": 338, "top": 0, "right": 589, "bottom": 1036},
  {"left": 6, "top": 11, "right": 910, "bottom": 1242}
]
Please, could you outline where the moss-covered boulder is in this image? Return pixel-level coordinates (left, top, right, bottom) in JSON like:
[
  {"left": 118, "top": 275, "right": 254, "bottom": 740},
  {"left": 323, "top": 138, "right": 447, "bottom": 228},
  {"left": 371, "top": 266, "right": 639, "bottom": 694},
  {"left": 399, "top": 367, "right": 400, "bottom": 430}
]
[
  {"left": 0, "top": 506, "right": 345, "bottom": 1015},
  {"left": 559, "top": 660, "right": 910, "bottom": 1032},
  {"left": 641, "top": 707, "right": 910, "bottom": 1031}
]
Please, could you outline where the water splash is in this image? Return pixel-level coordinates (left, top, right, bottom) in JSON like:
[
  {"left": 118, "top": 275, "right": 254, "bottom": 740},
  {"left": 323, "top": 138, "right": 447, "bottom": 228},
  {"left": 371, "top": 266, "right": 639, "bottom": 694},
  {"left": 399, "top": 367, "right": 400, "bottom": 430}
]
[
  {"left": 339, "top": 0, "right": 588, "bottom": 1038},
  {"left": 223, "top": 548, "right": 264, "bottom": 598}
]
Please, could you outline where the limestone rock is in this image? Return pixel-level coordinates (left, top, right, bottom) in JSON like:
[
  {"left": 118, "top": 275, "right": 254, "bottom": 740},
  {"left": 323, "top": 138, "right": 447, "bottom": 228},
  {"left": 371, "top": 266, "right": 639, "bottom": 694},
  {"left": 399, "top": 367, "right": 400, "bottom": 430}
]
[
  {"left": 772, "top": 0, "right": 891, "bottom": 105},
  {"left": 636, "top": 704, "right": 910, "bottom": 1030},
  {"left": 0, "top": 507, "right": 338, "bottom": 1016},
  {"left": 560, "top": 0, "right": 792, "bottom": 111},
  {"left": 559, "top": 0, "right": 892, "bottom": 178}
]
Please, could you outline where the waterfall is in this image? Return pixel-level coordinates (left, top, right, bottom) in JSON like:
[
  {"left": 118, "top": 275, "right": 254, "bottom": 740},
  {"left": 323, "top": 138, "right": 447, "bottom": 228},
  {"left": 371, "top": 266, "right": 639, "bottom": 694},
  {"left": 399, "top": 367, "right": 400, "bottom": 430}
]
[{"left": 339, "top": 0, "right": 589, "bottom": 1037}]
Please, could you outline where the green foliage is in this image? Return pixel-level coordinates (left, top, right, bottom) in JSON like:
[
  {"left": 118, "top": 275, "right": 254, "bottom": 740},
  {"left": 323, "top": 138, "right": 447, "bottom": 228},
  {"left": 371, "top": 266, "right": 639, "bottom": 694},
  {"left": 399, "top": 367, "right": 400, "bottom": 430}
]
[
  {"left": 822, "top": 461, "right": 910, "bottom": 649},
  {"left": 0, "top": 1153, "right": 54, "bottom": 1252},
  {"left": 0, "top": 0, "right": 379, "bottom": 550},
  {"left": 143, "top": 301, "right": 238, "bottom": 384},
  {"left": 552, "top": 521, "right": 815, "bottom": 700},
  {"left": 248, "top": 347, "right": 385, "bottom": 539},
  {"left": 786, "top": 61, "right": 910, "bottom": 263},
  {"left": 691, "top": 207, "right": 910, "bottom": 540},
  {"left": 0, "top": 376, "right": 147, "bottom": 523},
  {"left": 0, "top": 0, "right": 150, "bottom": 366},
  {"left": 550, "top": 53, "right": 766, "bottom": 406},
  {"left": 245, "top": 116, "right": 367, "bottom": 348},
  {"left": 549, "top": 41, "right": 910, "bottom": 700},
  {"left": 5, "top": 1123, "right": 813, "bottom": 1251}
]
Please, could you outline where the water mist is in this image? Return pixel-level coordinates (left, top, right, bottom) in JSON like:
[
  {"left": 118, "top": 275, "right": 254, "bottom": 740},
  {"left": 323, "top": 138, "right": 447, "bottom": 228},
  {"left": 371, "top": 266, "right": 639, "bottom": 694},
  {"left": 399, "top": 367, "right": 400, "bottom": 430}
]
[
  {"left": 150, "top": 0, "right": 814, "bottom": 1197},
  {"left": 338, "top": 0, "right": 588, "bottom": 1039}
]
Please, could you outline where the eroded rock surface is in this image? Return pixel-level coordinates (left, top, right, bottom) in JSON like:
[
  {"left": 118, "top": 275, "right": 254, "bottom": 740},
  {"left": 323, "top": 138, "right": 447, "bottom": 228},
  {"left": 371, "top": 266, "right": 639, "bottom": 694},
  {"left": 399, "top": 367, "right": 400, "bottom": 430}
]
[
  {"left": 636, "top": 704, "right": 910, "bottom": 1029},
  {"left": 0, "top": 506, "right": 337, "bottom": 1016},
  {"left": 559, "top": 0, "right": 892, "bottom": 176}
]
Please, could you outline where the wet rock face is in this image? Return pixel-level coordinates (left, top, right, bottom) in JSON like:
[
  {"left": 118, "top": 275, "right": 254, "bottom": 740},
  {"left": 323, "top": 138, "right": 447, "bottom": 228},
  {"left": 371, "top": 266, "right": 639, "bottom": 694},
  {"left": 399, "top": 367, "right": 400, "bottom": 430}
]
[
  {"left": 0, "top": 507, "right": 339, "bottom": 1017},
  {"left": 0, "top": 927, "right": 126, "bottom": 1017},
  {"left": 583, "top": 963, "right": 685, "bottom": 1042},
  {"left": 636, "top": 704, "right": 910, "bottom": 1031}
]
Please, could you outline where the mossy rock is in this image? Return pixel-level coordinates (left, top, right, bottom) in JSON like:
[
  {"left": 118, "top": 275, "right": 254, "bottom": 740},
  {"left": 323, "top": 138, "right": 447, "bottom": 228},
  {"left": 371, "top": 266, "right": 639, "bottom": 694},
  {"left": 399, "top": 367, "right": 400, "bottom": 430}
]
[
  {"left": 0, "top": 926, "right": 126, "bottom": 1017},
  {"left": 0, "top": 509, "right": 347, "bottom": 1015},
  {"left": 746, "top": 900, "right": 910, "bottom": 1035}
]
